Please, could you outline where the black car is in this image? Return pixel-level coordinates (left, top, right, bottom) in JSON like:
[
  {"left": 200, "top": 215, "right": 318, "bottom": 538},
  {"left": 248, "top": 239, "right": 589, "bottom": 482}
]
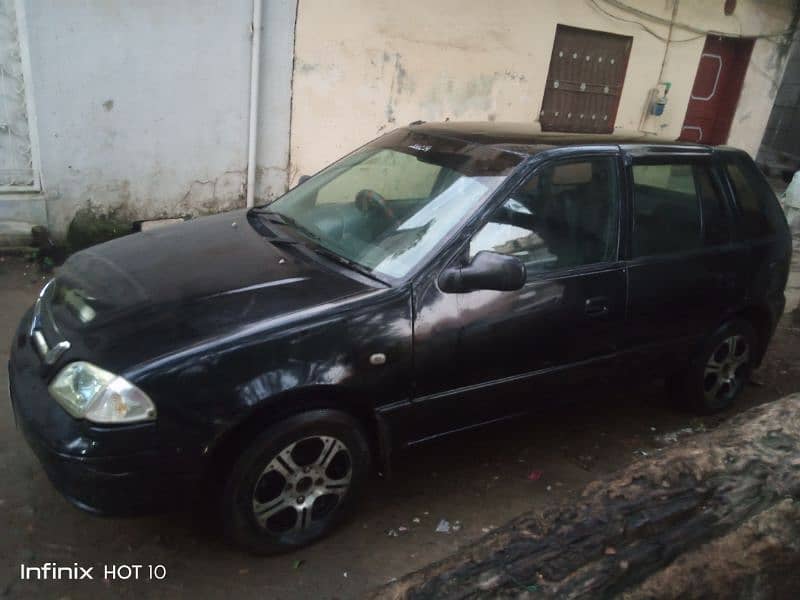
[{"left": 8, "top": 122, "right": 791, "bottom": 553}]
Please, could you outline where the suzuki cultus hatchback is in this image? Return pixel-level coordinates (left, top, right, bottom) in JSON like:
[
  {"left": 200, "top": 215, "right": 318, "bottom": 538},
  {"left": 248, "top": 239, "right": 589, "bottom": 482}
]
[{"left": 9, "top": 122, "right": 791, "bottom": 553}]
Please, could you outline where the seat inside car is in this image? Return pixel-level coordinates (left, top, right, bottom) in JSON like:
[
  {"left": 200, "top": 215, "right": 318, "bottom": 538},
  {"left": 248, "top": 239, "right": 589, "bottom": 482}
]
[{"left": 533, "top": 160, "right": 614, "bottom": 268}]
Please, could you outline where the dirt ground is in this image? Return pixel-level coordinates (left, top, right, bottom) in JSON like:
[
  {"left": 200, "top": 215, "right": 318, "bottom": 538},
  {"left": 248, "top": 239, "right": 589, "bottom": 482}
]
[{"left": 1, "top": 246, "right": 799, "bottom": 600}]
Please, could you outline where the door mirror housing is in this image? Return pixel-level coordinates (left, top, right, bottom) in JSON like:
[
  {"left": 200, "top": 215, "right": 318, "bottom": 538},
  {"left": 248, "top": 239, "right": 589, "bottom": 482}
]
[{"left": 439, "top": 251, "right": 526, "bottom": 293}]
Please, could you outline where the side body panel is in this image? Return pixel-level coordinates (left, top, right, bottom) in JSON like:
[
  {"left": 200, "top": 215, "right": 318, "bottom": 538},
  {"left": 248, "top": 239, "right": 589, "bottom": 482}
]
[
  {"left": 623, "top": 247, "right": 748, "bottom": 369},
  {"left": 121, "top": 288, "right": 414, "bottom": 478},
  {"left": 395, "top": 263, "right": 626, "bottom": 445}
]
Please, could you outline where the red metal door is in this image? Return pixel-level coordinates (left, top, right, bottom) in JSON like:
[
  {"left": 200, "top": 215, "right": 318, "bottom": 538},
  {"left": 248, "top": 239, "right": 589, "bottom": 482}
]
[{"left": 679, "top": 36, "right": 754, "bottom": 145}]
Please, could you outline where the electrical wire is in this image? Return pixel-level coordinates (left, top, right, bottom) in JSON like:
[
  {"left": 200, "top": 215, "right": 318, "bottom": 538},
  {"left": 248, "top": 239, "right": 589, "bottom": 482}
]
[
  {"left": 588, "top": 0, "right": 704, "bottom": 43},
  {"left": 658, "top": 0, "right": 679, "bottom": 82},
  {"left": 605, "top": 0, "right": 795, "bottom": 38},
  {"left": 589, "top": 0, "right": 795, "bottom": 43}
]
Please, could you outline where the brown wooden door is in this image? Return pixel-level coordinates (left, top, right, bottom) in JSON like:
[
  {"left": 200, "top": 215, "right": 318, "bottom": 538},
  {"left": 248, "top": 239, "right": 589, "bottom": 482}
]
[
  {"left": 540, "top": 25, "right": 632, "bottom": 134},
  {"left": 679, "top": 36, "right": 754, "bottom": 145}
]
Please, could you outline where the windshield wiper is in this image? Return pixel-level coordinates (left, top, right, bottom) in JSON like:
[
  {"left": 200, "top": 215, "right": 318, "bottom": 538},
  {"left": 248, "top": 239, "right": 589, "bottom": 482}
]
[
  {"left": 251, "top": 208, "right": 323, "bottom": 242},
  {"left": 312, "top": 246, "right": 387, "bottom": 285},
  {"left": 278, "top": 214, "right": 323, "bottom": 242},
  {"left": 251, "top": 208, "right": 387, "bottom": 284},
  {"left": 247, "top": 209, "right": 299, "bottom": 244},
  {"left": 250, "top": 207, "right": 288, "bottom": 225}
]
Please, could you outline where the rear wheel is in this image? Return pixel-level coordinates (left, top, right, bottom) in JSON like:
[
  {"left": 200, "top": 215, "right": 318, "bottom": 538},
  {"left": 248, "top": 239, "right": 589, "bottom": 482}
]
[
  {"left": 222, "top": 409, "right": 371, "bottom": 554},
  {"left": 670, "top": 319, "right": 756, "bottom": 414}
]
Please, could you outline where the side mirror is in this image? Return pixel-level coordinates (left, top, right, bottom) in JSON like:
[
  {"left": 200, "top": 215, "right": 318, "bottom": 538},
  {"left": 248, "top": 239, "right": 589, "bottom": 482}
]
[
  {"left": 298, "top": 175, "right": 311, "bottom": 185},
  {"left": 439, "top": 251, "right": 526, "bottom": 293}
]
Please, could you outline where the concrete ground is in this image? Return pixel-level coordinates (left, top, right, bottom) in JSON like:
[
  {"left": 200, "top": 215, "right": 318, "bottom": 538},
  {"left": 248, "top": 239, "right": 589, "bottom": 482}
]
[{"left": 2, "top": 248, "right": 800, "bottom": 600}]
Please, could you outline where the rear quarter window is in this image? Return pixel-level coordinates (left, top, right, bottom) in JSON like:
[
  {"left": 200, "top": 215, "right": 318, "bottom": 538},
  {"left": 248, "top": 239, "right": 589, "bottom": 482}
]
[{"left": 724, "top": 154, "right": 785, "bottom": 239}]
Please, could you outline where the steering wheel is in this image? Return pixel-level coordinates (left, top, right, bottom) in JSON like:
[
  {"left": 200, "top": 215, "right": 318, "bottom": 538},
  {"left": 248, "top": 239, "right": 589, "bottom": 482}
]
[{"left": 355, "top": 189, "right": 396, "bottom": 222}]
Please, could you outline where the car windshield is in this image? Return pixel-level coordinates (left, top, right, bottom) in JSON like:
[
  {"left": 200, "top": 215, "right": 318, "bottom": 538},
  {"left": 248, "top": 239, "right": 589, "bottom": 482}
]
[{"left": 255, "top": 129, "right": 522, "bottom": 280}]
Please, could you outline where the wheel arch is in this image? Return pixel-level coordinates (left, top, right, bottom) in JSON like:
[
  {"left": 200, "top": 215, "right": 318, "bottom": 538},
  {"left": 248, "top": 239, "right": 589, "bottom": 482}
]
[
  {"left": 731, "top": 303, "right": 775, "bottom": 367},
  {"left": 205, "top": 385, "right": 389, "bottom": 485}
]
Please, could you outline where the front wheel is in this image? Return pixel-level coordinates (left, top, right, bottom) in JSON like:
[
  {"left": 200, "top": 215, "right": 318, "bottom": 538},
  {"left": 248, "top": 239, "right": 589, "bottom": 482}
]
[
  {"left": 670, "top": 319, "right": 757, "bottom": 414},
  {"left": 222, "top": 409, "right": 371, "bottom": 554}
]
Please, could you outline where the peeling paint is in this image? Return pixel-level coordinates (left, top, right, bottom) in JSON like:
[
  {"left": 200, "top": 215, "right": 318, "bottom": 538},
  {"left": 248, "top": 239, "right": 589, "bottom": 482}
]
[{"left": 177, "top": 169, "right": 246, "bottom": 214}]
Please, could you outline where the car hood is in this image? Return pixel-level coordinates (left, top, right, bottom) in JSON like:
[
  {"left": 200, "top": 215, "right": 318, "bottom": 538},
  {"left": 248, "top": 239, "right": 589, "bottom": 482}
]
[{"left": 49, "top": 210, "right": 377, "bottom": 369}]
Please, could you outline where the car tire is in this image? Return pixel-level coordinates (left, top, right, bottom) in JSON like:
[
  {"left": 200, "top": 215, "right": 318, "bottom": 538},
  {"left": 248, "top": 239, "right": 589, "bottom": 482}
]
[
  {"left": 222, "top": 409, "right": 371, "bottom": 554},
  {"left": 669, "top": 319, "right": 757, "bottom": 414}
]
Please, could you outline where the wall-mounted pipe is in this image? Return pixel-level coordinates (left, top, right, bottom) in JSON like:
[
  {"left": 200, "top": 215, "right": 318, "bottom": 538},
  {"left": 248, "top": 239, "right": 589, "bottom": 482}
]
[{"left": 246, "top": 0, "right": 263, "bottom": 208}]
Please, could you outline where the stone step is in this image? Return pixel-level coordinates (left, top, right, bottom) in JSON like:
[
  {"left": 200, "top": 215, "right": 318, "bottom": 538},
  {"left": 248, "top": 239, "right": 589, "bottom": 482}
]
[
  {"left": 0, "top": 220, "right": 34, "bottom": 247},
  {"left": 0, "top": 245, "right": 36, "bottom": 257}
]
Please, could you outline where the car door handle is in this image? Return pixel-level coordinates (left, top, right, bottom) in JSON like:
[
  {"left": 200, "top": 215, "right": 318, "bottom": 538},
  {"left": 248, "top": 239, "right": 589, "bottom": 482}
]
[{"left": 585, "top": 296, "right": 610, "bottom": 317}]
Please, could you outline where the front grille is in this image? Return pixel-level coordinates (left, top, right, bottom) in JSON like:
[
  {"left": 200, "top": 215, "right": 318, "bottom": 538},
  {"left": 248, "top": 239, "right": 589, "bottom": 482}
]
[{"left": 29, "top": 280, "right": 70, "bottom": 365}]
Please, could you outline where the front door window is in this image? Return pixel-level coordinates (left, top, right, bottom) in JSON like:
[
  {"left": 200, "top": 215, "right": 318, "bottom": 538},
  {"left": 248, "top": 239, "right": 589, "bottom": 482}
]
[{"left": 470, "top": 156, "right": 620, "bottom": 277}]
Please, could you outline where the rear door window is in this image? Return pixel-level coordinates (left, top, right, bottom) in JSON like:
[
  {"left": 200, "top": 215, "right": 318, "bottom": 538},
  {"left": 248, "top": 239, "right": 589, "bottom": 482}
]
[
  {"left": 724, "top": 154, "right": 784, "bottom": 239},
  {"left": 632, "top": 164, "right": 702, "bottom": 256},
  {"left": 631, "top": 162, "right": 732, "bottom": 257}
]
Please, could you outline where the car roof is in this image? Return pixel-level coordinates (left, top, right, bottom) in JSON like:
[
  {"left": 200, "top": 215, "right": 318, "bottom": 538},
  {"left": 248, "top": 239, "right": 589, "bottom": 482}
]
[{"left": 408, "top": 121, "right": 710, "bottom": 156}]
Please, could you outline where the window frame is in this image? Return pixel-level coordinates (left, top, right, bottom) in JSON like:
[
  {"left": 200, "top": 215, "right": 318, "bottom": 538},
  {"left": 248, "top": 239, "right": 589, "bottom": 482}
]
[
  {"left": 0, "top": 0, "right": 42, "bottom": 193},
  {"left": 695, "top": 160, "right": 735, "bottom": 248},
  {"left": 623, "top": 155, "right": 736, "bottom": 262},
  {"left": 461, "top": 149, "right": 625, "bottom": 285},
  {"left": 718, "top": 151, "right": 784, "bottom": 242}
]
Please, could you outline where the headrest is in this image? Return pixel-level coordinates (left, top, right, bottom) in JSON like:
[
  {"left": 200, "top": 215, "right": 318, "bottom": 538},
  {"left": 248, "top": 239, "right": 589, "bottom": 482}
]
[{"left": 552, "top": 162, "right": 592, "bottom": 185}]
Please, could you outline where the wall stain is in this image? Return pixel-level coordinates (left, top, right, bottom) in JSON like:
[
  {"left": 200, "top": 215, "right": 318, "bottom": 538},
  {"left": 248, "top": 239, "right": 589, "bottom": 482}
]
[
  {"left": 102, "top": 99, "right": 114, "bottom": 111},
  {"left": 503, "top": 70, "right": 527, "bottom": 82},
  {"left": 256, "top": 165, "right": 291, "bottom": 201},
  {"left": 376, "top": 25, "right": 501, "bottom": 53},
  {"left": 385, "top": 52, "right": 414, "bottom": 124},
  {"left": 414, "top": 68, "right": 533, "bottom": 122},
  {"left": 297, "top": 61, "right": 319, "bottom": 73},
  {"left": 177, "top": 169, "right": 245, "bottom": 214}
]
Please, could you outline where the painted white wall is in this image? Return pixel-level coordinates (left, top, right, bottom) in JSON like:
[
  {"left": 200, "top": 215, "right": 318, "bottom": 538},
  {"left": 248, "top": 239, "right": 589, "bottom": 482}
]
[
  {"left": 256, "top": 0, "right": 298, "bottom": 201},
  {"left": 7, "top": 0, "right": 296, "bottom": 236},
  {"left": 289, "top": 0, "right": 795, "bottom": 180}
]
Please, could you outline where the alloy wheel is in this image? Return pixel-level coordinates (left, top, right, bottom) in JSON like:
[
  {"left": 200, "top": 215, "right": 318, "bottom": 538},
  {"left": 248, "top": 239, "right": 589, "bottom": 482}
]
[
  {"left": 703, "top": 334, "right": 750, "bottom": 406},
  {"left": 251, "top": 436, "right": 352, "bottom": 534}
]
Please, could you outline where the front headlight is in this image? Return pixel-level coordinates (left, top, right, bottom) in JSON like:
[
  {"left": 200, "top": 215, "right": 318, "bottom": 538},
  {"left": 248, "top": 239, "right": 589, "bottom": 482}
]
[{"left": 48, "top": 361, "right": 157, "bottom": 424}]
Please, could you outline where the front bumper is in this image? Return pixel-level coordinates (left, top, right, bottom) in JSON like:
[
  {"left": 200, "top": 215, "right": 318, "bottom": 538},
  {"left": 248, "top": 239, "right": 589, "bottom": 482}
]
[{"left": 8, "top": 317, "right": 173, "bottom": 516}]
